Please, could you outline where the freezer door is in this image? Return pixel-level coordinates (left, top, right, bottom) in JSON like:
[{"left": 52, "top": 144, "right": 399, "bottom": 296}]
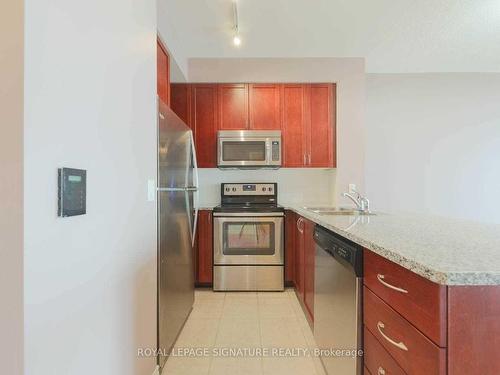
[
  {"left": 157, "top": 190, "right": 195, "bottom": 369},
  {"left": 158, "top": 100, "right": 192, "bottom": 189}
]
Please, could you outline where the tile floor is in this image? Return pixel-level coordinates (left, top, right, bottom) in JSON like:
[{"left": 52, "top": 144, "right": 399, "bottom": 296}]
[{"left": 162, "top": 288, "right": 326, "bottom": 375}]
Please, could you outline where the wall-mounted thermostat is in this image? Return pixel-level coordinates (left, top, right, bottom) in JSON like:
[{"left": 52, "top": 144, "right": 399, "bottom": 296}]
[{"left": 58, "top": 168, "right": 86, "bottom": 217}]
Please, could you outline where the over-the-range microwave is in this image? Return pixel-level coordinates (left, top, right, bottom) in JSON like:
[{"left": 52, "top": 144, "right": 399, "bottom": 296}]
[{"left": 217, "top": 130, "right": 282, "bottom": 169}]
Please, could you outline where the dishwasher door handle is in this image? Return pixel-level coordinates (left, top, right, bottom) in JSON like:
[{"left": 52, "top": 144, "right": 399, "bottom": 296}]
[{"left": 377, "top": 321, "right": 408, "bottom": 351}]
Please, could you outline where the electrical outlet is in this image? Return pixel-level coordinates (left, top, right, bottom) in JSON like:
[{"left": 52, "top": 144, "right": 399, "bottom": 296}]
[{"left": 349, "top": 184, "right": 357, "bottom": 194}]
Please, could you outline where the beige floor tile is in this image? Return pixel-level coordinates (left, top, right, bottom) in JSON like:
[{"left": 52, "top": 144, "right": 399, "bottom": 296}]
[
  {"left": 258, "top": 298, "right": 295, "bottom": 319},
  {"left": 221, "top": 297, "right": 259, "bottom": 319},
  {"left": 175, "top": 318, "right": 220, "bottom": 348},
  {"left": 215, "top": 318, "right": 261, "bottom": 348},
  {"left": 162, "top": 356, "right": 211, "bottom": 375},
  {"left": 195, "top": 289, "right": 226, "bottom": 302},
  {"left": 260, "top": 317, "right": 308, "bottom": 348},
  {"left": 209, "top": 357, "right": 263, "bottom": 375},
  {"left": 224, "top": 291, "right": 258, "bottom": 300},
  {"left": 190, "top": 299, "right": 225, "bottom": 319},
  {"left": 257, "top": 291, "right": 289, "bottom": 299},
  {"left": 262, "top": 357, "right": 317, "bottom": 375}
]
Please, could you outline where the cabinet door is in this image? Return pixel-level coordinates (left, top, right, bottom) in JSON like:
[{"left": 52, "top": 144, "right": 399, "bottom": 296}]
[
  {"left": 248, "top": 84, "right": 281, "bottom": 130},
  {"left": 156, "top": 40, "right": 170, "bottom": 105},
  {"left": 295, "top": 216, "right": 305, "bottom": 301},
  {"left": 307, "top": 84, "right": 335, "bottom": 167},
  {"left": 170, "top": 84, "right": 192, "bottom": 130},
  {"left": 218, "top": 84, "right": 248, "bottom": 130},
  {"left": 285, "top": 210, "right": 296, "bottom": 284},
  {"left": 191, "top": 84, "right": 218, "bottom": 168},
  {"left": 303, "top": 218, "right": 315, "bottom": 321},
  {"left": 282, "top": 84, "right": 306, "bottom": 167},
  {"left": 196, "top": 210, "right": 213, "bottom": 285}
]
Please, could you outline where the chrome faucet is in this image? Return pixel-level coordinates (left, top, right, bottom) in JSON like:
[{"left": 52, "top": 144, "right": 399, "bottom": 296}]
[{"left": 343, "top": 189, "right": 370, "bottom": 213}]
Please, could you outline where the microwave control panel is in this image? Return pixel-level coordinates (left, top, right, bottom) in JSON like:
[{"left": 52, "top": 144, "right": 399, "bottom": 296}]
[{"left": 271, "top": 141, "right": 280, "bottom": 161}]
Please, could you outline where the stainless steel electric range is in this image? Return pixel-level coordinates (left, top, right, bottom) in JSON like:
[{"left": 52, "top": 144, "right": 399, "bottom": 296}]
[{"left": 213, "top": 183, "right": 285, "bottom": 291}]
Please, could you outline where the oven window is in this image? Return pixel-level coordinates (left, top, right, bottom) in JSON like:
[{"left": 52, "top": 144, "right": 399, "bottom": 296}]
[
  {"left": 223, "top": 222, "right": 275, "bottom": 255},
  {"left": 222, "top": 141, "right": 266, "bottom": 162}
]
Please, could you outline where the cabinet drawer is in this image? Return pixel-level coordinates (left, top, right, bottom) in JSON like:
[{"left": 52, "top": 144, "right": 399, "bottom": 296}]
[
  {"left": 364, "top": 251, "right": 447, "bottom": 346},
  {"left": 364, "top": 287, "right": 446, "bottom": 375},
  {"left": 364, "top": 325, "right": 405, "bottom": 375}
]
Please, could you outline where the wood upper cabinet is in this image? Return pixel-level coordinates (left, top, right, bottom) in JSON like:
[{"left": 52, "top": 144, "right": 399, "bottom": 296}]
[
  {"left": 303, "top": 218, "right": 315, "bottom": 321},
  {"left": 282, "top": 84, "right": 306, "bottom": 167},
  {"left": 170, "top": 83, "right": 191, "bottom": 128},
  {"left": 281, "top": 83, "right": 336, "bottom": 168},
  {"left": 307, "top": 84, "right": 335, "bottom": 167},
  {"left": 156, "top": 39, "right": 170, "bottom": 105},
  {"left": 248, "top": 84, "right": 281, "bottom": 130},
  {"left": 191, "top": 84, "right": 218, "bottom": 168},
  {"left": 218, "top": 84, "right": 249, "bottom": 130},
  {"left": 196, "top": 210, "right": 213, "bottom": 285}
]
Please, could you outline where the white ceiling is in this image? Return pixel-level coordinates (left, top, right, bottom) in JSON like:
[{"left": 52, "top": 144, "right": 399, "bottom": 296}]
[{"left": 158, "top": 0, "right": 500, "bottom": 76}]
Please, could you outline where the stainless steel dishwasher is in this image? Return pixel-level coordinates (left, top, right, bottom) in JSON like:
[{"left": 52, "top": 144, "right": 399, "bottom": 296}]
[{"left": 313, "top": 225, "right": 363, "bottom": 375}]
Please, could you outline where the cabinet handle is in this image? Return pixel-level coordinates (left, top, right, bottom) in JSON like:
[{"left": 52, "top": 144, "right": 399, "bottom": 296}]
[
  {"left": 303, "top": 154, "right": 307, "bottom": 165},
  {"left": 296, "top": 217, "right": 304, "bottom": 234},
  {"left": 308, "top": 154, "right": 311, "bottom": 165},
  {"left": 377, "top": 274, "right": 408, "bottom": 294},
  {"left": 377, "top": 321, "right": 408, "bottom": 351},
  {"left": 377, "top": 367, "right": 386, "bottom": 375}
]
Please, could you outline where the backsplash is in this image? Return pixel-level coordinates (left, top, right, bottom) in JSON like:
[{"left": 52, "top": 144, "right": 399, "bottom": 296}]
[{"left": 197, "top": 168, "right": 336, "bottom": 207}]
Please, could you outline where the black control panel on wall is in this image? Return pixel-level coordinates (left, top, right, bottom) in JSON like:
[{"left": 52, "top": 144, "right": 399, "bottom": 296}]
[{"left": 58, "top": 168, "right": 86, "bottom": 217}]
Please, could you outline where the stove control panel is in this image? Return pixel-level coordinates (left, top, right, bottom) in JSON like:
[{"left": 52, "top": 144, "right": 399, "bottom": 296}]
[{"left": 222, "top": 183, "right": 276, "bottom": 196}]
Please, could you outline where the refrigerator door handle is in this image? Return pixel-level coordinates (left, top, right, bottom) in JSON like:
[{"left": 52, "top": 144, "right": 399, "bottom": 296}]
[{"left": 190, "top": 131, "right": 200, "bottom": 247}]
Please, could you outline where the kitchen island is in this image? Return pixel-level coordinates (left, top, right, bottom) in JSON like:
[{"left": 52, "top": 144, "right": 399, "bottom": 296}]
[{"left": 285, "top": 205, "right": 500, "bottom": 375}]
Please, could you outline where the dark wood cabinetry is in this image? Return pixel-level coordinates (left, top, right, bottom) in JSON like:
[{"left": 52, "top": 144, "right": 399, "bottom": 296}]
[
  {"left": 218, "top": 83, "right": 248, "bottom": 130},
  {"left": 195, "top": 210, "right": 213, "bottom": 285},
  {"left": 156, "top": 39, "right": 170, "bottom": 105},
  {"left": 303, "top": 219, "right": 315, "bottom": 320},
  {"left": 170, "top": 82, "right": 336, "bottom": 168},
  {"left": 191, "top": 84, "right": 218, "bottom": 168},
  {"left": 284, "top": 211, "right": 296, "bottom": 285},
  {"left": 248, "top": 84, "right": 281, "bottom": 130},
  {"left": 286, "top": 211, "right": 314, "bottom": 324}
]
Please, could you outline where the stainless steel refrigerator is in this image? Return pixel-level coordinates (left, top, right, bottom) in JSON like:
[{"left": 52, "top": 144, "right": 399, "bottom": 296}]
[{"left": 157, "top": 99, "right": 198, "bottom": 370}]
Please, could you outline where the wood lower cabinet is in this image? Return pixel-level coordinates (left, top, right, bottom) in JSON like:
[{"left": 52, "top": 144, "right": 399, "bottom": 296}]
[
  {"left": 303, "top": 218, "right": 315, "bottom": 320},
  {"left": 364, "top": 248, "right": 500, "bottom": 375},
  {"left": 195, "top": 210, "right": 213, "bottom": 285},
  {"left": 284, "top": 210, "right": 296, "bottom": 285},
  {"left": 287, "top": 212, "right": 314, "bottom": 324}
]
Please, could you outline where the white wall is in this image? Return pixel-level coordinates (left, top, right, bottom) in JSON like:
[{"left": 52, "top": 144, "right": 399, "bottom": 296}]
[
  {"left": 365, "top": 74, "right": 500, "bottom": 224},
  {"left": 0, "top": 0, "right": 24, "bottom": 373},
  {"left": 24, "top": 1, "right": 158, "bottom": 374},
  {"left": 198, "top": 169, "right": 336, "bottom": 207},
  {"left": 188, "top": 58, "right": 366, "bottom": 205}
]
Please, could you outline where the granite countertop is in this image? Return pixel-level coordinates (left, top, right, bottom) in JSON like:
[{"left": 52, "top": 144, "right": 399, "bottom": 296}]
[{"left": 286, "top": 204, "right": 500, "bottom": 286}]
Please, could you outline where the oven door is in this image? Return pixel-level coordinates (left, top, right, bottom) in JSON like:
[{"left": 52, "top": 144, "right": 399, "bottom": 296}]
[{"left": 214, "top": 216, "right": 284, "bottom": 265}]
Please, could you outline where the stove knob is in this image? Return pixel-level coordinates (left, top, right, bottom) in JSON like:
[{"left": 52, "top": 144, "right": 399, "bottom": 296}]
[
  {"left": 232, "top": 187, "right": 236, "bottom": 192},
  {"left": 262, "top": 187, "right": 266, "bottom": 191},
  {"left": 268, "top": 187, "right": 273, "bottom": 192},
  {"left": 225, "top": 187, "right": 230, "bottom": 192}
]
